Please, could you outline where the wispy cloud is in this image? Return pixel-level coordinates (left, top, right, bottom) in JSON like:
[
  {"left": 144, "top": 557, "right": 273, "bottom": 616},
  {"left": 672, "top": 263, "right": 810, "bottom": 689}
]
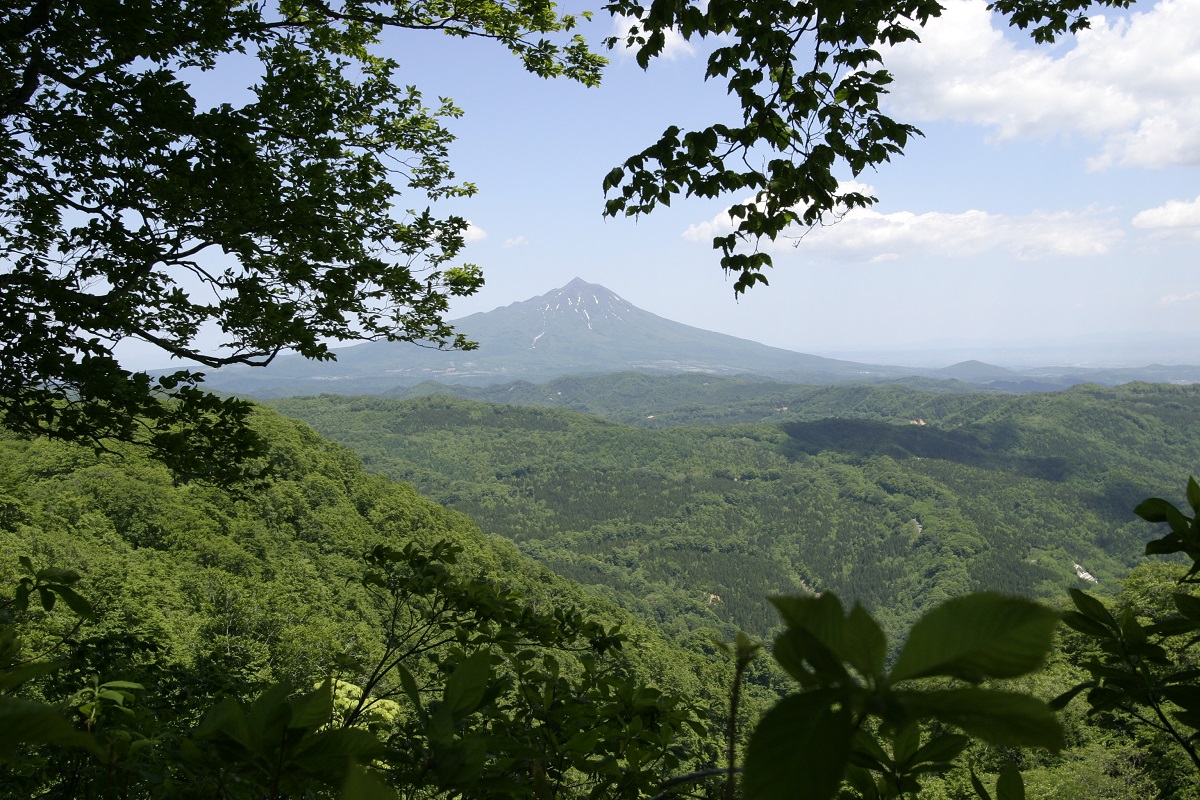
[
  {"left": 882, "top": 0, "right": 1200, "bottom": 169},
  {"left": 682, "top": 181, "right": 877, "bottom": 245},
  {"left": 1159, "top": 290, "right": 1200, "bottom": 306},
  {"left": 611, "top": 15, "right": 696, "bottom": 60},
  {"left": 684, "top": 201, "right": 1121, "bottom": 262},
  {"left": 501, "top": 235, "right": 530, "bottom": 248}
]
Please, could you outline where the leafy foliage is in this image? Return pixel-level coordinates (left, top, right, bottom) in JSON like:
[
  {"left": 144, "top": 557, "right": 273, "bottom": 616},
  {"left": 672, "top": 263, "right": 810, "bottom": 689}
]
[
  {"left": 1054, "top": 477, "right": 1200, "bottom": 774},
  {"left": 0, "top": 0, "right": 604, "bottom": 478},
  {"left": 600, "top": 0, "right": 1133, "bottom": 289},
  {"left": 742, "top": 591, "right": 1061, "bottom": 800}
]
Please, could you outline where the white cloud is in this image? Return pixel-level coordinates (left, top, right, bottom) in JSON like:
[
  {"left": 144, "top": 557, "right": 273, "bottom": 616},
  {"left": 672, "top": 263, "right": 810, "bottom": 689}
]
[
  {"left": 502, "top": 235, "right": 530, "bottom": 248},
  {"left": 882, "top": 0, "right": 1200, "bottom": 169},
  {"left": 463, "top": 222, "right": 488, "bottom": 242},
  {"left": 1133, "top": 195, "right": 1200, "bottom": 235},
  {"left": 611, "top": 15, "right": 696, "bottom": 60},
  {"left": 684, "top": 202, "right": 1121, "bottom": 262},
  {"left": 1160, "top": 290, "right": 1200, "bottom": 306}
]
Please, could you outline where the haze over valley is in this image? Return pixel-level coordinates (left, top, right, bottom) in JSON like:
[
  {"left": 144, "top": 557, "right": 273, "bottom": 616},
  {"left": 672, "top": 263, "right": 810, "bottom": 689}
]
[{"left": 192, "top": 278, "right": 1200, "bottom": 399}]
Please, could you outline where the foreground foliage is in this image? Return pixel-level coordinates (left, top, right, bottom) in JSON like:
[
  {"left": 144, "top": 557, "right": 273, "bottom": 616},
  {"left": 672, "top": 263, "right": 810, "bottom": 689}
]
[{"left": 1, "top": 0, "right": 600, "bottom": 478}]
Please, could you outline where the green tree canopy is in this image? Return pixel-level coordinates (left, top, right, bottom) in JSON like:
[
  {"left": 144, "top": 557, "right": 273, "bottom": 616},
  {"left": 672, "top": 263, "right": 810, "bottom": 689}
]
[{"left": 0, "top": 0, "right": 601, "bottom": 479}]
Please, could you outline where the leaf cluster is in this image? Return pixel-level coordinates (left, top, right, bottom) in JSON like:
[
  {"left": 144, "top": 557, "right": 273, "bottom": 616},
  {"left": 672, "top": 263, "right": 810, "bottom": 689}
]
[
  {"left": 1053, "top": 478, "right": 1200, "bottom": 773},
  {"left": 744, "top": 591, "right": 1062, "bottom": 800},
  {"left": 0, "top": 0, "right": 606, "bottom": 477}
]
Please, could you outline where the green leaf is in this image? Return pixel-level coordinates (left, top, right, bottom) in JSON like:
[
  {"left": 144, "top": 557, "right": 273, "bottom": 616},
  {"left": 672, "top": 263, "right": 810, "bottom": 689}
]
[
  {"left": 1187, "top": 476, "right": 1200, "bottom": 514},
  {"left": 1048, "top": 681, "right": 1095, "bottom": 711},
  {"left": 294, "top": 728, "right": 385, "bottom": 762},
  {"left": 396, "top": 663, "right": 425, "bottom": 723},
  {"left": 37, "top": 586, "right": 55, "bottom": 612},
  {"left": 1061, "top": 611, "right": 1112, "bottom": 639},
  {"left": 889, "top": 593, "right": 1059, "bottom": 683},
  {"left": 0, "top": 697, "right": 99, "bottom": 759},
  {"left": 844, "top": 603, "right": 887, "bottom": 682},
  {"left": 246, "top": 683, "right": 291, "bottom": 748},
  {"left": 743, "top": 689, "right": 854, "bottom": 800},
  {"left": 340, "top": 763, "right": 400, "bottom": 800},
  {"left": 970, "top": 767, "right": 993, "bottom": 800},
  {"left": 892, "top": 722, "right": 920, "bottom": 767},
  {"left": 38, "top": 567, "right": 80, "bottom": 584},
  {"left": 1120, "top": 609, "right": 1148, "bottom": 651},
  {"left": 1135, "top": 498, "right": 1191, "bottom": 534},
  {"left": 0, "top": 660, "right": 61, "bottom": 692},
  {"left": 602, "top": 166, "right": 624, "bottom": 192},
  {"left": 290, "top": 679, "right": 334, "bottom": 730},
  {"left": 443, "top": 650, "right": 491, "bottom": 719},
  {"left": 996, "top": 762, "right": 1025, "bottom": 800},
  {"left": 1068, "top": 589, "right": 1116, "bottom": 629},
  {"left": 1135, "top": 497, "right": 1181, "bottom": 522},
  {"left": 909, "top": 733, "right": 969, "bottom": 768},
  {"left": 898, "top": 689, "right": 1063, "bottom": 751},
  {"left": 1175, "top": 593, "right": 1200, "bottom": 621},
  {"left": 1147, "top": 616, "right": 1200, "bottom": 637},
  {"left": 195, "top": 696, "right": 251, "bottom": 748},
  {"left": 97, "top": 680, "right": 143, "bottom": 691},
  {"left": 849, "top": 729, "right": 888, "bottom": 771},
  {"left": 771, "top": 593, "right": 881, "bottom": 684}
]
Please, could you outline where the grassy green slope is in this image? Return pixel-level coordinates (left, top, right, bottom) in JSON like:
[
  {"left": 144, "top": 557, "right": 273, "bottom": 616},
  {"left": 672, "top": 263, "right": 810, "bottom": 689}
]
[
  {"left": 269, "top": 382, "right": 1200, "bottom": 642},
  {"left": 0, "top": 409, "right": 734, "bottom": 723}
]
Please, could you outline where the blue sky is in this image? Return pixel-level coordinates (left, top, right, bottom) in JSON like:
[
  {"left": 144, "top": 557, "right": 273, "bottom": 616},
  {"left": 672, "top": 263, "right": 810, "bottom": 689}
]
[
  {"left": 370, "top": 0, "right": 1199, "bottom": 366},
  {"left": 116, "top": 0, "right": 1197, "bottom": 371}
]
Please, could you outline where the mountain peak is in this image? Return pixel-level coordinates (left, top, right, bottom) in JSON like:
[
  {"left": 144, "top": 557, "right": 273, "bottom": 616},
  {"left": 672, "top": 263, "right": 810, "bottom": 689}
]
[
  {"left": 561, "top": 277, "right": 599, "bottom": 292},
  {"left": 544, "top": 278, "right": 625, "bottom": 304},
  {"left": 516, "top": 279, "right": 636, "bottom": 333}
]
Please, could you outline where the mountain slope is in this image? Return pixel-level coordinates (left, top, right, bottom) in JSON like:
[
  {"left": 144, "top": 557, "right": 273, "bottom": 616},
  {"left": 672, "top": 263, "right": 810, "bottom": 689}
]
[
  {"left": 269, "top": 381, "right": 1200, "bottom": 640},
  {"left": 194, "top": 279, "right": 922, "bottom": 396},
  {"left": 192, "top": 278, "right": 1200, "bottom": 397}
]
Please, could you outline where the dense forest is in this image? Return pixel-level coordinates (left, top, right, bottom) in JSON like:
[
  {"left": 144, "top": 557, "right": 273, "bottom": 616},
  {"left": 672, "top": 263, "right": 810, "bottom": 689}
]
[
  {"left": 4, "top": 379, "right": 1200, "bottom": 797},
  {"left": 0, "top": 409, "right": 767, "bottom": 797},
  {"left": 270, "top": 380, "right": 1200, "bottom": 640}
]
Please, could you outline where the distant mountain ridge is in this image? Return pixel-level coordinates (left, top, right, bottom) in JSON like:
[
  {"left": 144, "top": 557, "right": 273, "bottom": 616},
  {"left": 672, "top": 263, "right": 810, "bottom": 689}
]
[{"left": 192, "top": 278, "right": 1200, "bottom": 397}]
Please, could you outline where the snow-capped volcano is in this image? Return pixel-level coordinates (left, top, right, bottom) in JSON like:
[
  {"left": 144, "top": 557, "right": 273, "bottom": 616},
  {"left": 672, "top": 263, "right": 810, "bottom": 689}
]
[{"left": 186, "top": 278, "right": 933, "bottom": 396}]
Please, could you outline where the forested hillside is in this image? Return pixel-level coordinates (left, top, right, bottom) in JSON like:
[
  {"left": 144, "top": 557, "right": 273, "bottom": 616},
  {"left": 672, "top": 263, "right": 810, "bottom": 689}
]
[
  {"left": 385, "top": 372, "right": 985, "bottom": 428},
  {"left": 0, "top": 409, "right": 755, "bottom": 796},
  {"left": 4, "top": 388, "right": 1200, "bottom": 797},
  {"left": 270, "top": 381, "right": 1200, "bottom": 641}
]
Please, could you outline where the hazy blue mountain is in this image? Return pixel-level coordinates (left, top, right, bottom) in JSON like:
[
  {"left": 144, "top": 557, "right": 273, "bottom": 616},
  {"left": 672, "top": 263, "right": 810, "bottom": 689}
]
[
  {"left": 189, "top": 278, "right": 1200, "bottom": 398},
  {"left": 934, "top": 360, "right": 1019, "bottom": 382},
  {"left": 196, "top": 278, "right": 921, "bottom": 396}
]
